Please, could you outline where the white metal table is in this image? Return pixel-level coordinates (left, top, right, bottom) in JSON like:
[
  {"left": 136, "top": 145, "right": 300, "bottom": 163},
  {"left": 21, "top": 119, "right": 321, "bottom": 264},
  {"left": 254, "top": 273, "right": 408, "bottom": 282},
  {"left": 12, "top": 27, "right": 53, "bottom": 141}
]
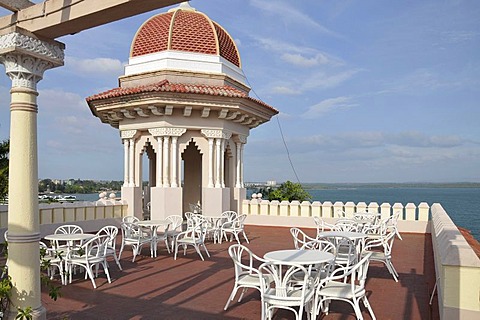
[
  {"left": 264, "top": 249, "right": 334, "bottom": 265},
  {"left": 136, "top": 220, "right": 170, "bottom": 257}
]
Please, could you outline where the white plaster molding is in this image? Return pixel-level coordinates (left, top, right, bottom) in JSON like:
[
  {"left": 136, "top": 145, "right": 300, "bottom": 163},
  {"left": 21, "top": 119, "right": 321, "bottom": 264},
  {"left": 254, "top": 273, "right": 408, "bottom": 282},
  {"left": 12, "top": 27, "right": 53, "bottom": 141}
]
[
  {"left": 121, "top": 130, "right": 137, "bottom": 139},
  {"left": 149, "top": 127, "right": 187, "bottom": 137},
  {"left": 148, "top": 105, "right": 164, "bottom": 115},
  {"left": 201, "top": 107, "right": 210, "bottom": 118},
  {"left": 0, "top": 32, "right": 64, "bottom": 63},
  {"left": 183, "top": 106, "right": 192, "bottom": 116},
  {"left": 201, "top": 129, "right": 232, "bottom": 139}
]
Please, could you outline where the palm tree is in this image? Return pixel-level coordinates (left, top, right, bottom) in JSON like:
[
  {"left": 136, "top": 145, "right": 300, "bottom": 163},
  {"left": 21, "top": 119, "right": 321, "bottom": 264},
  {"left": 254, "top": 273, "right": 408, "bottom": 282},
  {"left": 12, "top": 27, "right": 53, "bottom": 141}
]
[{"left": 0, "top": 139, "right": 9, "bottom": 201}]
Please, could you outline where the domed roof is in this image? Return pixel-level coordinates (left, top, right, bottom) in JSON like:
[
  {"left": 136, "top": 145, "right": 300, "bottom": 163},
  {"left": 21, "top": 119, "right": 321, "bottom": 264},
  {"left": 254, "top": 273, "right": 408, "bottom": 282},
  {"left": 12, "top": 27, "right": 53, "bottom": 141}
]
[{"left": 130, "top": 2, "right": 241, "bottom": 68}]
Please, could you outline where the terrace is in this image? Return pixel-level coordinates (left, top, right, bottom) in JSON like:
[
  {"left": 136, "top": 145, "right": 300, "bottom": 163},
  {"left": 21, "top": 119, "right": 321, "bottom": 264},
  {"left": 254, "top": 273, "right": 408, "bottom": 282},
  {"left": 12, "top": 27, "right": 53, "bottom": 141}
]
[{"left": 2, "top": 199, "right": 478, "bottom": 319}]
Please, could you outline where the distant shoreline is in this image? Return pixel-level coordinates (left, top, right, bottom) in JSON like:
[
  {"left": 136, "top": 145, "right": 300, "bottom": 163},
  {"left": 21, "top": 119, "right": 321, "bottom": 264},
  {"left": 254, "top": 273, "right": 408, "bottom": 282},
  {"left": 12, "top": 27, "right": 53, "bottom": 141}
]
[{"left": 301, "top": 182, "right": 480, "bottom": 190}]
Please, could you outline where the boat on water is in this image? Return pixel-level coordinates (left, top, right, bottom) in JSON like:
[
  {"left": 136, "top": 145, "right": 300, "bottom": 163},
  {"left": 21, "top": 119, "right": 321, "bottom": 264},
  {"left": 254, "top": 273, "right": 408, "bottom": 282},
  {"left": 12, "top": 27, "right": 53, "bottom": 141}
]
[{"left": 38, "top": 194, "right": 77, "bottom": 202}]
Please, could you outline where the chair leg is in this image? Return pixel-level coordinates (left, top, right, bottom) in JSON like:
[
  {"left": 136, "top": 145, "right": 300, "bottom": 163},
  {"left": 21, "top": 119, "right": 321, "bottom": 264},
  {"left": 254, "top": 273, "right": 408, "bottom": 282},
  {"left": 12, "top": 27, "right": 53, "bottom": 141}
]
[
  {"left": 194, "top": 245, "right": 204, "bottom": 261},
  {"left": 164, "top": 237, "right": 171, "bottom": 254},
  {"left": 113, "top": 253, "right": 122, "bottom": 270},
  {"left": 224, "top": 285, "right": 238, "bottom": 310},
  {"left": 363, "top": 296, "right": 376, "bottom": 320},
  {"left": 243, "top": 230, "right": 250, "bottom": 243},
  {"left": 103, "top": 260, "right": 111, "bottom": 284},
  {"left": 203, "top": 243, "right": 210, "bottom": 257}
]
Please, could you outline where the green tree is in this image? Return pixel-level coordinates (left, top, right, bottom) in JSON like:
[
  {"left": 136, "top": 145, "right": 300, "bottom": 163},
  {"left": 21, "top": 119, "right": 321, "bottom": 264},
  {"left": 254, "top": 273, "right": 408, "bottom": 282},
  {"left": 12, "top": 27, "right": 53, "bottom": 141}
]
[
  {"left": 0, "top": 140, "right": 9, "bottom": 201},
  {"left": 267, "top": 180, "right": 312, "bottom": 202}
]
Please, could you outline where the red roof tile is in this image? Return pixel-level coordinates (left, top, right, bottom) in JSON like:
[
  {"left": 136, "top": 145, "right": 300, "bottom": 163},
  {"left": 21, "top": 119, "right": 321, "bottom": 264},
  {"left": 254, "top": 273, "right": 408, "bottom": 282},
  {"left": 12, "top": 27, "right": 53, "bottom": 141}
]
[
  {"left": 86, "top": 80, "right": 278, "bottom": 113},
  {"left": 130, "top": 7, "right": 241, "bottom": 68}
]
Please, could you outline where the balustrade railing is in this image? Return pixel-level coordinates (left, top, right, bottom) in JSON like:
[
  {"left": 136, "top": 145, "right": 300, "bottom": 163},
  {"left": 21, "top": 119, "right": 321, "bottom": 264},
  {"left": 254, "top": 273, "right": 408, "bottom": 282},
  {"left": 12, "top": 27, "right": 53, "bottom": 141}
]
[{"left": 242, "top": 199, "right": 430, "bottom": 233}]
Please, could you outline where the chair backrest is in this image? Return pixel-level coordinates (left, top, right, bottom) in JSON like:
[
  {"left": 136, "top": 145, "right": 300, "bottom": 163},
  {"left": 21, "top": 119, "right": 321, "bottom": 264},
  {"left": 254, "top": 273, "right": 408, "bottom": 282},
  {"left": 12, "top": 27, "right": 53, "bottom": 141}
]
[
  {"left": 290, "top": 227, "right": 316, "bottom": 249},
  {"left": 122, "top": 216, "right": 139, "bottom": 224},
  {"left": 221, "top": 210, "right": 237, "bottom": 221},
  {"left": 300, "top": 239, "right": 336, "bottom": 255},
  {"left": 80, "top": 235, "right": 110, "bottom": 259},
  {"left": 334, "top": 220, "right": 358, "bottom": 232},
  {"left": 120, "top": 222, "right": 140, "bottom": 240},
  {"left": 55, "top": 224, "right": 83, "bottom": 235},
  {"left": 166, "top": 215, "right": 183, "bottom": 231},
  {"left": 96, "top": 226, "right": 119, "bottom": 249},
  {"left": 318, "top": 234, "right": 356, "bottom": 268},
  {"left": 259, "top": 261, "right": 315, "bottom": 304},
  {"left": 228, "top": 244, "right": 264, "bottom": 279},
  {"left": 313, "top": 216, "right": 335, "bottom": 233},
  {"left": 319, "top": 251, "right": 372, "bottom": 291}
]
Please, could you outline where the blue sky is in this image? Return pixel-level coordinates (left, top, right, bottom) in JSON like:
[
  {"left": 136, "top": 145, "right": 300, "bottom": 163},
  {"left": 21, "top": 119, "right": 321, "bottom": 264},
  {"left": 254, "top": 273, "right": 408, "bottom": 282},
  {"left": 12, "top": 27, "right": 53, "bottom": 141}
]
[{"left": 0, "top": 0, "right": 479, "bottom": 183}]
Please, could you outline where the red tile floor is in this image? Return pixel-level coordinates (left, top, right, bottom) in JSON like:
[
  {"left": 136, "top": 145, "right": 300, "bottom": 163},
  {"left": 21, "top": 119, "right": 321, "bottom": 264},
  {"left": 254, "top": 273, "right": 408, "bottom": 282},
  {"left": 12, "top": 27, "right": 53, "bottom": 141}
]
[{"left": 41, "top": 225, "right": 439, "bottom": 320}]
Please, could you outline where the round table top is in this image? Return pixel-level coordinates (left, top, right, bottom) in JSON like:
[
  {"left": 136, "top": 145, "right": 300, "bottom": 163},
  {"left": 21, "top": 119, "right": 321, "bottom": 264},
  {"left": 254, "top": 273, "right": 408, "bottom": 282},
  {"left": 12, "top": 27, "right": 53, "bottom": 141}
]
[
  {"left": 264, "top": 249, "right": 334, "bottom": 265},
  {"left": 44, "top": 233, "right": 95, "bottom": 241},
  {"left": 318, "top": 231, "right": 368, "bottom": 239},
  {"left": 136, "top": 220, "right": 169, "bottom": 227}
]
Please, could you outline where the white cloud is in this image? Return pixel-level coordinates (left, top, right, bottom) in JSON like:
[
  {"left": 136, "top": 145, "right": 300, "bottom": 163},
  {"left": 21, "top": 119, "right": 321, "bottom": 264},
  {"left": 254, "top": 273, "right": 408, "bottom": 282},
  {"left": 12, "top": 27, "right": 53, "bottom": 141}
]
[
  {"left": 38, "top": 89, "right": 87, "bottom": 111},
  {"left": 271, "top": 86, "right": 301, "bottom": 95},
  {"left": 302, "top": 97, "right": 357, "bottom": 118},
  {"left": 281, "top": 53, "right": 330, "bottom": 67},
  {"left": 65, "top": 57, "right": 125, "bottom": 78}
]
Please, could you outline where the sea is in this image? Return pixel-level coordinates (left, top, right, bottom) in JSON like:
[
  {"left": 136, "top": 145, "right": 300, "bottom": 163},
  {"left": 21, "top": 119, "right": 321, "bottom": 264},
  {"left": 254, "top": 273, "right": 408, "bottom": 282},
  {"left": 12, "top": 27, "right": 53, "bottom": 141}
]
[
  {"left": 248, "top": 185, "right": 480, "bottom": 241},
  {"left": 73, "top": 186, "right": 480, "bottom": 241}
]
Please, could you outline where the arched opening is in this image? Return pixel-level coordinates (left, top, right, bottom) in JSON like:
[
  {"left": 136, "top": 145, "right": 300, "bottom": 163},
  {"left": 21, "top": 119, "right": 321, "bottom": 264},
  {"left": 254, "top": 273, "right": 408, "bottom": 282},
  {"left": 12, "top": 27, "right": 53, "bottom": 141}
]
[{"left": 182, "top": 139, "right": 202, "bottom": 215}]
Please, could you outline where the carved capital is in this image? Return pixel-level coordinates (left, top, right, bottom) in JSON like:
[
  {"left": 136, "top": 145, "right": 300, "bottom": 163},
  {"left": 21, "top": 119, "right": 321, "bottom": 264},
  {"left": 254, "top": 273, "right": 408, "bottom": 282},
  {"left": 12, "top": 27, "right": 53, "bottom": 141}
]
[
  {"left": 233, "top": 134, "right": 248, "bottom": 144},
  {"left": 120, "top": 130, "right": 137, "bottom": 139},
  {"left": 0, "top": 32, "right": 64, "bottom": 89},
  {"left": 148, "top": 127, "right": 187, "bottom": 137},
  {"left": 201, "top": 129, "right": 232, "bottom": 139}
]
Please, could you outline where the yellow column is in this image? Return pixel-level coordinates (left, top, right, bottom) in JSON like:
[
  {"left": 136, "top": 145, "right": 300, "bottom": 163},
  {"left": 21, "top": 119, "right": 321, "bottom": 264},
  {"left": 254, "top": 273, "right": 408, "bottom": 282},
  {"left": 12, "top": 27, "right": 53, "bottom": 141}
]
[{"left": 0, "top": 31, "right": 64, "bottom": 320}]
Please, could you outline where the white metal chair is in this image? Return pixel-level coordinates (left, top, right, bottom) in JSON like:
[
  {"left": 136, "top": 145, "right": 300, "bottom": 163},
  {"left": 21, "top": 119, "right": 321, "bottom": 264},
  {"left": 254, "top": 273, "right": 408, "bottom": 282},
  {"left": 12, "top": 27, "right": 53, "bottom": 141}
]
[
  {"left": 163, "top": 215, "right": 183, "bottom": 254},
  {"left": 312, "top": 252, "right": 375, "bottom": 320},
  {"left": 53, "top": 224, "right": 84, "bottom": 252},
  {"left": 40, "top": 241, "right": 65, "bottom": 284},
  {"left": 224, "top": 244, "right": 271, "bottom": 310},
  {"left": 313, "top": 216, "right": 335, "bottom": 233},
  {"left": 65, "top": 235, "right": 112, "bottom": 289},
  {"left": 290, "top": 227, "right": 317, "bottom": 249},
  {"left": 122, "top": 216, "right": 140, "bottom": 224},
  {"left": 96, "top": 226, "right": 122, "bottom": 270},
  {"left": 334, "top": 219, "right": 359, "bottom": 232},
  {"left": 259, "top": 261, "right": 316, "bottom": 320},
  {"left": 119, "top": 222, "right": 154, "bottom": 262},
  {"left": 363, "top": 229, "right": 399, "bottom": 282},
  {"left": 55, "top": 224, "right": 83, "bottom": 235},
  {"left": 318, "top": 234, "right": 357, "bottom": 268},
  {"left": 174, "top": 219, "right": 210, "bottom": 261},
  {"left": 220, "top": 213, "right": 249, "bottom": 244}
]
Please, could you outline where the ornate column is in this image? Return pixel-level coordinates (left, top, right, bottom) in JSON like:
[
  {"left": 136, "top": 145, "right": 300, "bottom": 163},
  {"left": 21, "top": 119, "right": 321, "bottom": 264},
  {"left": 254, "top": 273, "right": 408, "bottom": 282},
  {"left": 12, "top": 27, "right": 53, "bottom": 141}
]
[
  {"left": 235, "top": 142, "right": 242, "bottom": 188},
  {"left": 171, "top": 136, "right": 179, "bottom": 187},
  {"left": 149, "top": 127, "right": 186, "bottom": 188},
  {"left": 162, "top": 136, "right": 170, "bottom": 187},
  {"left": 220, "top": 139, "right": 226, "bottom": 188},
  {"left": 121, "top": 130, "right": 137, "bottom": 187},
  {"left": 215, "top": 138, "right": 221, "bottom": 188},
  {"left": 128, "top": 137, "right": 135, "bottom": 186},
  {"left": 0, "top": 30, "right": 64, "bottom": 320},
  {"left": 201, "top": 129, "right": 232, "bottom": 189},
  {"left": 233, "top": 134, "right": 247, "bottom": 188},
  {"left": 207, "top": 138, "right": 214, "bottom": 187},
  {"left": 155, "top": 136, "right": 163, "bottom": 187}
]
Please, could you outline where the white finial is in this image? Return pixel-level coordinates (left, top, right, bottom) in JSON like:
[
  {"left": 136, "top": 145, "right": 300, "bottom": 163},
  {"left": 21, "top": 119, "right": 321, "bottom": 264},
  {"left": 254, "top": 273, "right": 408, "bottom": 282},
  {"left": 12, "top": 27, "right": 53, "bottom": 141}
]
[{"left": 169, "top": 1, "right": 195, "bottom": 12}]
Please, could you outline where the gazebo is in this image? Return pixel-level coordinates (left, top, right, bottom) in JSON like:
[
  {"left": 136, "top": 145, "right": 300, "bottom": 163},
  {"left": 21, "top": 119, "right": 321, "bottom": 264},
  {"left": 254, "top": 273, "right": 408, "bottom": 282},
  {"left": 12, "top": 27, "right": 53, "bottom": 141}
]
[{"left": 87, "top": 2, "right": 278, "bottom": 219}]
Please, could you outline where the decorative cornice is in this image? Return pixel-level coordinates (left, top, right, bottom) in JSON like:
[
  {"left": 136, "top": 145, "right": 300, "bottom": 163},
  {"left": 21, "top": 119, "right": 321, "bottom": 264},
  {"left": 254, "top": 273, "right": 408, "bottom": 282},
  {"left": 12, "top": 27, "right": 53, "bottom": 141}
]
[
  {"left": 148, "top": 127, "right": 187, "bottom": 137},
  {"left": 0, "top": 32, "right": 64, "bottom": 64},
  {"left": 120, "top": 130, "right": 137, "bottom": 139},
  {"left": 201, "top": 129, "right": 232, "bottom": 139}
]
